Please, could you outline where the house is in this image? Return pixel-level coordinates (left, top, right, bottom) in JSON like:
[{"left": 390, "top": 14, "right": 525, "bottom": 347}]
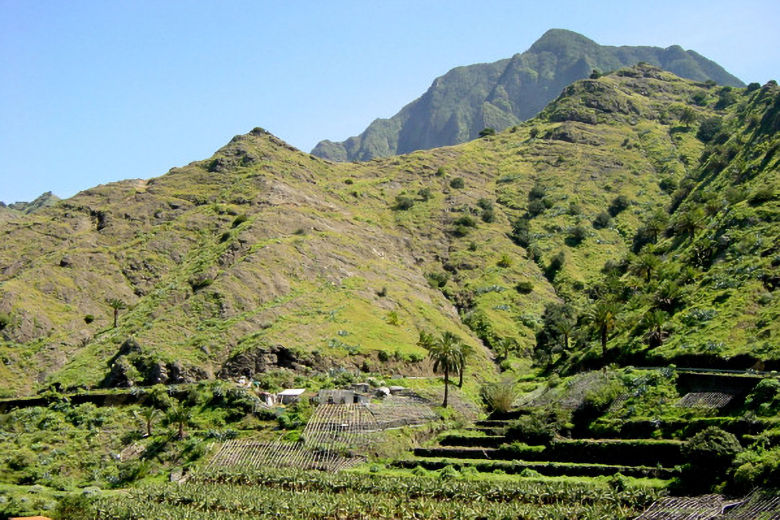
[
  {"left": 318, "top": 389, "right": 370, "bottom": 404},
  {"left": 277, "top": 388, "right": 305, "bottom": 405},
  {"left": 258, "top": 391, "right": 276, "bottom": 406}
]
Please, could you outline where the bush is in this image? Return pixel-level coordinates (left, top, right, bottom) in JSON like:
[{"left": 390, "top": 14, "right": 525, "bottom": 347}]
[
  {"left": 697, "top": 117, "right": 723, "bottom": 142},
  {"left": 515, "top": 281, "right": 533, "bottom": 294},
  {"left": 527, "top": 199, "right": 546, "bottom": 217},
  {"left": 394, "top": 195, "right": 415, "bottom": 210},
  {"left": 506, "top": 408, "right": 569, "bottom": 445},
  {"left": 592, "top": 212, "right": 612, "bottom": 229},
  {"left": 510, "top": 218, "right": 530, "bottom": 247},
  {"left": 231, "top": 214, "right": 248, "bottom": 228},
  {"left": 454, "top": 215, "right": 477, "bottom": 227},
  {"left": 481, "top": 378, "right": 519, "bottom": 414},
  {"left": 528, "top": 184, "right": 546, "bottom": 201},
  {"left": 84, "top": 314, "right": 95, "bottom": 324},
  {"left": 744, "top": 379, "right": 780, "bottom": 415},
  {"left": 497, "top": 254, "right": 512, "bottom": 268},
  {"left": 481, "top": 208, "right": 495, "bottom": 223},
  {"left": 478, "top": 128, "right": 496, "bottom": 138},
  {"left": 426, "top": 272, "right": 449, "bottom": 288},
  {"left": 567, "top": 225, "right": 587, "bottom": 245},
  {"left": 417, "top": 187, "right": 432, "bottom": 201},
  {"left": 450, "top": 177, "right": 465, "bottom": 189},
  {"left": 608, "top": 195, "right": 630, "bottom": 217},
  {"left": 683, "top": 426, "right": 742, "bottom": 469},
  {"left": 659, "top": 177, "right": 678, "bottom": 194}
]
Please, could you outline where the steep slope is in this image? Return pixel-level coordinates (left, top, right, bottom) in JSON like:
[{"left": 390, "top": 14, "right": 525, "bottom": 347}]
[
  {"left": 0, "top": 66, "right": 774, "bottom": 398},
  {"left": 312, "top": 29, "right": 744, "bottom": 162}
]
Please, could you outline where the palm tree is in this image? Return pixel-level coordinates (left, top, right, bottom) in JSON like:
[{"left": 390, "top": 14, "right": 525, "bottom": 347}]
[
  {"left": 134, "top": 407, "right": 161, "bottom": 437},
  {"left": 553, "top": 317, "right": 576, "bottom": 351},
  {"left": 674, "top": 207, "right": 705, "bottom": 239},
  {"left": 644, "top": 310, "right": 669, "bottom": 348},
  {"left": 456, "top": 343, "right": 474, "bottom": 389},
  {"left": 166, "top": 402, "right": 192, "bottom": 439},
  {"left": 425, "top": 331, "right": 463, "bottom": 408},
  {"left": 106, "top": 298, "right": 127, "bottom": 328},
  {"left": 498, "top": 337, "right": 516, "bottom": 360},
  {"left": 586, "top": 301, "right": 619, "bottom": 357},
  {"left": 630, "top": 252, "right": 661, "bottom": 283}
]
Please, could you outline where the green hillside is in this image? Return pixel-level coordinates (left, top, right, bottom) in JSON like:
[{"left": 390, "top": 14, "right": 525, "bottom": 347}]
[
  {"left": 0, "top": 65, "right": 776, "bottom": 399},
  {"left": 311, "top": 29, "right": 744, "bottom": 162}
]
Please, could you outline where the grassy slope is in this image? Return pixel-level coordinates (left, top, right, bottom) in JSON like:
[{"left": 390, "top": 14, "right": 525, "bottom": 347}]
[{"left": 0, "top": 66, "right": 775, "bottom": 396}]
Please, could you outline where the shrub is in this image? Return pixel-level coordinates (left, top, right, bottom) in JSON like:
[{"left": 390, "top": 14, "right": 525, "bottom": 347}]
[
  {"left": 454, "top": 215, "right": 477, "bottom": 227},
  {"left": 497, "top": 254, "right": 512, "bottom": 268},
  {"left": 231, "top": 214, "right": 248, "bottom": 228},
  {"left": 659, "top": 176, "right": 678, "bottom": 194},
  {"left": 529, "top": 127, "right": 539, "bottom": 138},
  {"left": 506, "top": 408, "right": 569, "bottom": 445},
  {"left": 510, "top": 218, "right": 530, "bottom": 247},
  {"left": 83, "top": 314, "right": 95, "bottom": 324},
  {"left": 683, "top": 426, "right": 742, "bottom": 470},
  {"left": 452, "top": 225, "right": 470, "bottom": 237},
  {"left": 481, "top": 378, "right": 519, "bottom": 414},
  {"left": 608, "top": 195, "right": 630, "bottom": 217},
  {"left": 394, "top": 195, "right": 415, "bottom": 210},
  {"left": 691, "top": 91, "right": 708, "bottom": 106},
  {"left": 478, "top": 128, "right": 496, "bottom": 137},
  {"left": 450, "top": 177, "right": 465, "bottom": 189},
  {"left": 426, "top": 272, "right": 449, "bottom": 288},
  {"left": 515, "top": 281, "right": 533, "bottom": 294},
  {"left": 592, "top": 212, "right": 612, "bottom": 229},
  {"left": 435, "top": 167, "right": 445, "bottom": 177},
  {"left": 527, "top": 199, "right": 545, "bottom": 217},
  {"left": 528, "top": 184, "right": 546, "bottom": 201},
  {"left": 547, "top": 251, "right": 565, "bottom": 276},
  {"left": 417, "top": 187, "right": 432, "bottom": 201},
  {"left": 744, "top": 379, "right": 780, "bottom": 415},
  {"left": 697, "top": 117, "right": 723, "bottom": 142},
  {"left": 477, "top": 198, "right": 493, "bottom": 211},
  {"left": 567, "top": 225, "right": 587, "bottom": 245}
]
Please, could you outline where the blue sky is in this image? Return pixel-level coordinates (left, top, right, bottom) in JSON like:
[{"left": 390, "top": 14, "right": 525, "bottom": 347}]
[{"left": 1, "top": 0, "right": 778, "bottom": 203}]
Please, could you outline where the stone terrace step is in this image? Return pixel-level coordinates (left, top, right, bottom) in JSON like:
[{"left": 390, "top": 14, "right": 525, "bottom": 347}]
[
  {"left": 416, "top": 438, "right": 683, "bottom": 467},
  {"left": 393, "top": 457, "right": 678, "bottom": 479}
]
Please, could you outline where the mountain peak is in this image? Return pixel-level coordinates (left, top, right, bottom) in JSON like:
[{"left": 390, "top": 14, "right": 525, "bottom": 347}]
[
  {"left": 311, "top": 30, "right": 743, "bottom": 162},
  {"left": 529, "top": 28, "right": 599, "bottom": 51}
]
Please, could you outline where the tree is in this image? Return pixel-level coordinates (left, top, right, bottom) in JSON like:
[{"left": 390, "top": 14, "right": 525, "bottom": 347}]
[
  {"left": 643, "top": 310, "right": 669, "bottom": 348},
  {"left": 456, "top": 342, "right": 475, "bottom": 389},
  {"left": 498, "top": 337, "right": 516, "bottom": 360},
  {"left": 106, "top": 298, "right": 127, "bottom": 328},
  {"left": 553, "top": 317, "right": 576, "bottom": 351},
  {"left": 673, "top": 207, "right": 705, "bottom": 239},
  {"left": 586, "top": 301, "right": 619, "bottom": 356},
  {"left": 629, "top": 252, "right": 661, "bottom": 283},
  {"left": 134, "top": 407, "right": 161, "bottom": 437},
  {"left": 166, "top": 402, "right": 192, "bottom": 439},
  {"left": 424, "top": 331, "right": 463, "bottom": 408}
]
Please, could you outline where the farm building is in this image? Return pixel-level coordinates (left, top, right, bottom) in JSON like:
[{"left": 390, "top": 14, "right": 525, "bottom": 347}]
[{"left": 277, "top": 388, "right": 305, "bottom": 405}]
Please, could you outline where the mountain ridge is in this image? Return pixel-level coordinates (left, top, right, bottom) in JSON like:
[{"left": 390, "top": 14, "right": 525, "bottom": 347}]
[{"left": 311, "top": 29, "right": 744, "bottom": 162}]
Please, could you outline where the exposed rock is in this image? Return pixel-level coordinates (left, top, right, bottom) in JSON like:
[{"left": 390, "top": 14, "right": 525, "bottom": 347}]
[{"left": 219, "top": 345, "right": 313, "bottom": 378}]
